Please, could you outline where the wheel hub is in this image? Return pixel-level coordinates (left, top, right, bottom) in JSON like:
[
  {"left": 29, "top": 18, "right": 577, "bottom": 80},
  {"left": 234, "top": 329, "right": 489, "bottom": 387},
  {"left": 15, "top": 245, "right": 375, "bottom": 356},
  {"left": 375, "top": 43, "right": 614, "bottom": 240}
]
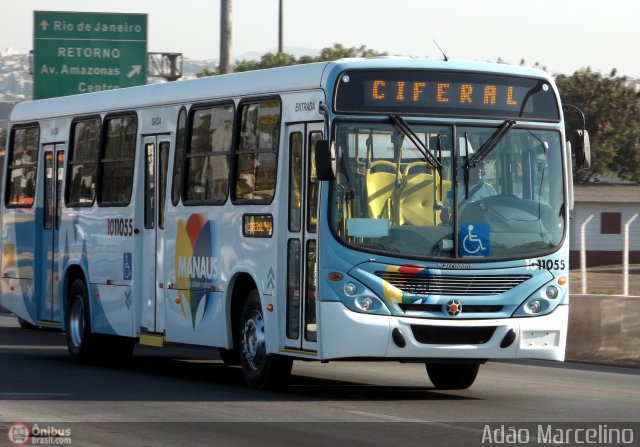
[
  {"left": 69, "top": 296, "right": 85, "bottom": 349},
  {"left": 242, "top": 309, "right": 266, "bottom": 371}
]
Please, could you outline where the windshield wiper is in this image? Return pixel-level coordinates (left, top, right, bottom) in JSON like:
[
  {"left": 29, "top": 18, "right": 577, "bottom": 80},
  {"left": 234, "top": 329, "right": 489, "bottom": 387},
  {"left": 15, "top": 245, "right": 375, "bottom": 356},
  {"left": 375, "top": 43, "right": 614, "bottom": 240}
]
[
  {"left": 463, "top": 119, "right": 516, "bottom": 199},
  {"left": 390, "top": 114, "right": 442, "bottom": 171},
  {"left": 467, "top": 119, "right": 516, "bottom": 168}
]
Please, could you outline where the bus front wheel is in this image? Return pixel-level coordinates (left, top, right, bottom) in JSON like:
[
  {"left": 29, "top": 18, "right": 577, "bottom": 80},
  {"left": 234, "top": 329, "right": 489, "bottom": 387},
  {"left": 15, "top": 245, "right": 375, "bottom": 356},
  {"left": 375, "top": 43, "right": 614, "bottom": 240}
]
[
  {"left": 426, "top": 363, "right": 480, "bottom": 390},
  {"left": 218, "top": 347, "right": 240, "bottom": 365},
  {"left": 239, "top": 290, "right": 292, "bottom": 388}
]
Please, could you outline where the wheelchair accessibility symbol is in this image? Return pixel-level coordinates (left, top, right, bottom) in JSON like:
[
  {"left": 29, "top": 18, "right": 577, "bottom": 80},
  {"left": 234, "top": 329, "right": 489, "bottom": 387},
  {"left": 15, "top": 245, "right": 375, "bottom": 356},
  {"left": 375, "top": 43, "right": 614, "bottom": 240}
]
[
  {"left": 123, "top": 252, "right": 132, "bottom": 280},
  {"left": 459, "top": 223, "right": 490, "bottom": 256}
]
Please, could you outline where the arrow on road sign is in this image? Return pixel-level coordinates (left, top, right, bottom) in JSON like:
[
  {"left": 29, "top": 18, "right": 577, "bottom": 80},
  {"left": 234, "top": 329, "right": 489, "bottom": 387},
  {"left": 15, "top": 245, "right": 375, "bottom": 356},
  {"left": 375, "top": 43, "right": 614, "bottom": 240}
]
[
  {"left": 40, "top": 20, "right": 49, "bottom": 31},
  {"left": 127, "top": 65, "right": 142, "bottom": 78}
]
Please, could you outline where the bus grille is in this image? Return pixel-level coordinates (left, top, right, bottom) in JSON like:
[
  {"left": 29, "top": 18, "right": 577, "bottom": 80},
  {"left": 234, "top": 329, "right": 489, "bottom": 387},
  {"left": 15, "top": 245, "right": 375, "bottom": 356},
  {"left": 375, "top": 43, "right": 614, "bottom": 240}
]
[
  {"left": 375, "top": 272, "right": 531, "bottom": 296},
  {"left": 410, "top": 325, "right": 497, "bottom": 345},
  {"left": 399, "top": 304, "right": 503, "bottom": 313}
]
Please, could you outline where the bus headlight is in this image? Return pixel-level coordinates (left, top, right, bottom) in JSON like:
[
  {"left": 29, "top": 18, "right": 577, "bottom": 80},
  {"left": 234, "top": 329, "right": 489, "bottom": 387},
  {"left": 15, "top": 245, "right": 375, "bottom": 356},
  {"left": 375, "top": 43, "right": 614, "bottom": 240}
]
[
  {"left": 339, "top": 287, "right": 391, "bottom": 315},
  {"left": 343, "top": 282, "right": 357, "bottom": 296},
  {"left": 545, "top": 285, "right": 559, "bottom": 300},
  {"left": 355, "top": 296, "right": 374, "bottom": 312},
  {"left": 527, "top": 299, "right": 543, "bottom": 313},
  {"left": 514, "top": 296, "right": 552, "bottom": 317},
  {"left": 513, "top": 280, "right": 566, "bottom": 317},
  {"left": 327, "top": 275, "right": 392, "bottom": 315}
]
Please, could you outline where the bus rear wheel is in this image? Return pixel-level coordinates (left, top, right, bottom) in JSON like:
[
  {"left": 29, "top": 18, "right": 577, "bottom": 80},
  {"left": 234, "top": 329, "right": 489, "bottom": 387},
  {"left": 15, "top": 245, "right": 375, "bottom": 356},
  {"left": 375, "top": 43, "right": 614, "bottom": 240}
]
[
  {"left": 66, "top": 279, "right": 98, "bottom": 361},
  {"left": 66, "top": 278, "right": 135, "bottom": 362},
  {"left": 239, "top": 290, "right": 292, "bottom": 388},
  {"left": 426, "top": 363, "right": 480, "bottom": 390}
]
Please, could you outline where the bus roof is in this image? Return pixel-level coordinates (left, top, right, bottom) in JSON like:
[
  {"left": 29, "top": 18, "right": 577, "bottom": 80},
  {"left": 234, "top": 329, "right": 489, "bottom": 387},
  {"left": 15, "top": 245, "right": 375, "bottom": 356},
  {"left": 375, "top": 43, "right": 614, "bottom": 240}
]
[{"left": 10, "top": 58, "right": 554, "bottom": 123}]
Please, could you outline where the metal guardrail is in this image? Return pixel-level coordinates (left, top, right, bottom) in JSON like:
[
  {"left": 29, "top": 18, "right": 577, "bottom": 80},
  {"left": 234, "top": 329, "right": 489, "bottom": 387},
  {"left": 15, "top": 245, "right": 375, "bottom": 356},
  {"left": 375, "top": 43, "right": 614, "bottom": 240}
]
[
  {"left": 577, "top": 213, "right": 639, "bottom": 296},
  {"left": 570, "top": 265, "right": 640, "bottom": 297}
]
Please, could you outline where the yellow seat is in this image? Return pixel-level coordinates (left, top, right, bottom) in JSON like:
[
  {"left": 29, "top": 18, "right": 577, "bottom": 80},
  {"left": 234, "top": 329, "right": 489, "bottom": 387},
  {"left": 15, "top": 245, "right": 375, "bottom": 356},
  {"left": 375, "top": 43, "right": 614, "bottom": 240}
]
[
  {"left": 366, "top": 160, "right": 397, "bottom": 219},
  {"left": 399, "top": 162, "right": 440, "bottom": 226}
]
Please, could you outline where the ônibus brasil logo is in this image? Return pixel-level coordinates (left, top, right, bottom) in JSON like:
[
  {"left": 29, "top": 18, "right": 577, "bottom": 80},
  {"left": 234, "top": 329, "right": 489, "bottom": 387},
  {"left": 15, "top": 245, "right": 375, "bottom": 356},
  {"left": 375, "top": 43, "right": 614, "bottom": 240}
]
[
  {"left": 7, "top": 423, "right": 30, "bottom": 445},
  {"left": 7, "top": 423, "right": 73, "bottom": 445}
]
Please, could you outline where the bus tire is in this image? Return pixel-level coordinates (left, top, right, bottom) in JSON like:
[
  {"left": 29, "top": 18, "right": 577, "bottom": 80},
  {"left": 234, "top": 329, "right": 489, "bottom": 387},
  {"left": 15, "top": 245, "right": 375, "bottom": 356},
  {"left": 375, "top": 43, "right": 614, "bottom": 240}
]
[
  {"left": 239, "top": 290, "right": 292, "bottom": 388},
  {"left": 426, "top": 363, "right": 480, "bottom": 390},
  {"left": 66, "top": 278, "right": 98, "bottom": 362},
  {"left": 218, "top": 347, "right": 240, "bottom": 365},
  {"left": 99, "top": 334, "right": 136, "bottom": 362}
]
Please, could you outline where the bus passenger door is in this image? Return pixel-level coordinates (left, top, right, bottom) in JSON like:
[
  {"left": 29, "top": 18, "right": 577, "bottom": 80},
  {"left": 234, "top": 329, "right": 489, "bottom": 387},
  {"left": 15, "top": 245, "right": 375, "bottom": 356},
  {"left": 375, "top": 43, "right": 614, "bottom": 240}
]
[
  {"left": 40, "top": 145, "right": 65, "bottom": 323},
  {"left": 285, "top": 123, "right": 323, "bottom": 352},
  {"left": 140, "top": 135, "right": 170, "bottom": 334}
]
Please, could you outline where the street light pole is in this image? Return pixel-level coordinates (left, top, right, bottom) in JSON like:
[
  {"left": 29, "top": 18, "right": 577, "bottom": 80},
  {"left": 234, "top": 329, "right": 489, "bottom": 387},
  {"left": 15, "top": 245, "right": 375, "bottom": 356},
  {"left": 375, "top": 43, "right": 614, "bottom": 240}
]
[
  {"left": 278, "top": 0, "right": 283, "bottom": 53},
  {"left": 220, "top": 0, "right": 233, "bottom": 74}
]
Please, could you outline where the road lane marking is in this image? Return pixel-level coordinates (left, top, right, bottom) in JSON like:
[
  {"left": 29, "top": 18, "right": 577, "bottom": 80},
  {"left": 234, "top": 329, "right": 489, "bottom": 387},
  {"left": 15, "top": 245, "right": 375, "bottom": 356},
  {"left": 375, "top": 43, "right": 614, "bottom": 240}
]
[
  {"left": 0, "top": 345, "right": 66, "bottom": 350},
  {"left": 346, "top": 410, "right": 430, "bottom": 423}
]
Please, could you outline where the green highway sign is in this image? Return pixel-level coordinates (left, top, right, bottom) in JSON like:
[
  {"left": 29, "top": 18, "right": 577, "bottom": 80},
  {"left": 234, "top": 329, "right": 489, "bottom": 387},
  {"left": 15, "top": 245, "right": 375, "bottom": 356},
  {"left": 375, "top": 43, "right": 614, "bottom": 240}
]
[{"left": 33, "top": 11, "right": 147, "bottom": 99}]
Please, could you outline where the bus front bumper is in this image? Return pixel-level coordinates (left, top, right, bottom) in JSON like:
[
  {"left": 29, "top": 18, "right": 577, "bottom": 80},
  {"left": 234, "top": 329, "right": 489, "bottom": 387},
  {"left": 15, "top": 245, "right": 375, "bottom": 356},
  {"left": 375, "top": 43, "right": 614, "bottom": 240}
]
[{"left": 318, "top": 301, "right": 568, "bottom": 362}]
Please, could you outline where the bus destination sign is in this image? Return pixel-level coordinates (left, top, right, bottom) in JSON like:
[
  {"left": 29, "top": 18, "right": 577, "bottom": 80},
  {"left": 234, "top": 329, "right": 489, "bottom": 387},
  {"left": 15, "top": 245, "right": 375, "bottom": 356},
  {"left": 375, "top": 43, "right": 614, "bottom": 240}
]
[
  {"left": 335, "top": 70, "right": 560, "bottom": 121},
  {"left": 243, "top": 214, "right": 274, "bottom": 238}
]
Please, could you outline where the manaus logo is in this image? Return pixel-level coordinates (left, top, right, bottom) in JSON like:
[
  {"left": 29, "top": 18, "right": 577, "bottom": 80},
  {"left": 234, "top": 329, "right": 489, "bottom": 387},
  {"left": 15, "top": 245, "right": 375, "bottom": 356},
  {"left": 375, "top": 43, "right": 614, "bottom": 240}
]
[{"left": 175, "top": 214, "right": 220, "bottom": 329}]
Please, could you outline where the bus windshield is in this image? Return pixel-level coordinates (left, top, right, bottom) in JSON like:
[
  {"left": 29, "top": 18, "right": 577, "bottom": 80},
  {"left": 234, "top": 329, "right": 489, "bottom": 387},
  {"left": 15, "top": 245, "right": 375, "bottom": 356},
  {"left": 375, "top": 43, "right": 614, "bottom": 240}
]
[{"left": 330, "top": 121, "right": 564, "bottom": 260}]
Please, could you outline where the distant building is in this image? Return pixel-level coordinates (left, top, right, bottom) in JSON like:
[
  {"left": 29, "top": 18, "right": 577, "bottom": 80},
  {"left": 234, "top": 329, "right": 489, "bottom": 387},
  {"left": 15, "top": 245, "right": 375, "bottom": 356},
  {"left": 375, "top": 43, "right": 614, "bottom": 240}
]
[
  {"left": 570, "top": 184, "right": 640, "bottom": 267},
  {"left": 0, "top": 101, "right": 16, "bottom": 125},
  {"left": 0, "top": 48, "right": 20, "bottom": 57},
  {"left": 624, "top": 78, "right": 640, "bottom": 93}
]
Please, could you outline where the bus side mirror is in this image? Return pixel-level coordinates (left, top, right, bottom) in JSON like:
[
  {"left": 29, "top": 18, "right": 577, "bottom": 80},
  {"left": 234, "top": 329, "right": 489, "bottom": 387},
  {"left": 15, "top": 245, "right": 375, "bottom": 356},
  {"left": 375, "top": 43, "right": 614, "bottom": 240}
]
[
  {"left": 566, "top": 141, "right": 574, "bottom": 210},
  {"left": 315, "top": 140, "right": 336, "bottom": 181},
  {"left": 573, "top": 129, "right": 591, "bottom": 169}
]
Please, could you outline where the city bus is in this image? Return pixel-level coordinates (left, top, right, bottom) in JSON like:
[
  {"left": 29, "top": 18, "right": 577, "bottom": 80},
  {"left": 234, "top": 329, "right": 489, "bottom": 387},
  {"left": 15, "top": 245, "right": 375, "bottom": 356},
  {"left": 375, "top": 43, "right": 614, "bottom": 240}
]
[{"left": 1, "top": 58, "right": 590, "bottom": 389}]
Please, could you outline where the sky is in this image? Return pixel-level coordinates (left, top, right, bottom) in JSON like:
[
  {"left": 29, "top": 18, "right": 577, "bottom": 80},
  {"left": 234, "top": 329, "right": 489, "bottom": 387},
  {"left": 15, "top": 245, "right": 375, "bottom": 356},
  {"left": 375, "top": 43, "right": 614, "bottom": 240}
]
[{"left": 1, "top": 0, "right": 638, "bottom": 79}]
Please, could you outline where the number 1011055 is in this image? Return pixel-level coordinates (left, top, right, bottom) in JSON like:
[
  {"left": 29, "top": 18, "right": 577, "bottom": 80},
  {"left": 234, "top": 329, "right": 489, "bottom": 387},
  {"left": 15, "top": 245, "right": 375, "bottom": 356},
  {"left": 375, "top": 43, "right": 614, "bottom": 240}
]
[{"left": 531, "top": 259, "right": 566, "bottom": 271}]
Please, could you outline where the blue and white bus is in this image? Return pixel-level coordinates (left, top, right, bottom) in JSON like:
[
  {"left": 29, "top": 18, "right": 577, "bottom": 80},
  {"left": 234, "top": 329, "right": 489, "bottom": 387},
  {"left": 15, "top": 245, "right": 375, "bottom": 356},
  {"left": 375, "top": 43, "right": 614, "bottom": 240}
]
[{"left": 1, "top": 58, "right": 589, "bottom": 389}]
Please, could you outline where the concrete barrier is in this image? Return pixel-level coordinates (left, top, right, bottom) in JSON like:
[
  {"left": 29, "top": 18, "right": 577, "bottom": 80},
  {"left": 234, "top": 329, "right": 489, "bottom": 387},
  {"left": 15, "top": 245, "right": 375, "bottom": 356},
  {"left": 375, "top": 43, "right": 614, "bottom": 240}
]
[{"left": 567, "top": 295, "right": 640, "bottom": 366}]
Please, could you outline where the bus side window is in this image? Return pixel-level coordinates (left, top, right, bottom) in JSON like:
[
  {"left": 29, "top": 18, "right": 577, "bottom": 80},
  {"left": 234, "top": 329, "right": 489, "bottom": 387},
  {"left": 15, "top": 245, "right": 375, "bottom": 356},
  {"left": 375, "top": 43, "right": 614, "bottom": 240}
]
[
  {"left": 6, "top": 125, "right": 39, "bottom": 207},
  {"left": 185, "top": 104, "right": 233, "bottom": 205},
  {"left": 171, "top": 108, "right": 187, "bottom": 206},
  {"left": 98, "top": 114, "right": 137, "bottom": 206},
  {"left": 233, "top": 99, "right": 281, "bottom": 203},
  {"left": 67, "top": 118, "right": 100, "bottom": 206},
  {"left": 158, "top": 141, "right": 169, "bottom": 228},
  {"left": 288, "top": 132, "right": 303, "bottom": 232},
  {"left": 307, "top": 131, "right": 322, "bottom": 232}
]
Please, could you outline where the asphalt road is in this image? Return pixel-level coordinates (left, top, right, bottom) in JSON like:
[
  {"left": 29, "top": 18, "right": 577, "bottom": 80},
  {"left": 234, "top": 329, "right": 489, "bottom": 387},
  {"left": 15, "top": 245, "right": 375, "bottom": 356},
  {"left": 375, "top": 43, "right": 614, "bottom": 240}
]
[{"left": 0, "top": 313, "right": 638, "bottom": 447}]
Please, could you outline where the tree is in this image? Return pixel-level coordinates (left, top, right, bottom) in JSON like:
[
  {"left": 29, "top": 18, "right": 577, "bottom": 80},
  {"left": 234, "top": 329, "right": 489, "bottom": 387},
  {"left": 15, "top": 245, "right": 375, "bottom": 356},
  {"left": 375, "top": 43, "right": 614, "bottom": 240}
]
[
  {"left": 555, "top": 69, "right": 640, "bottom": 183},
  {"left": 315, "top": 43, "right": 386, "bottom": 61},
  {"left": 197, "top": 43, "right": 387, "bottom": 77},
  {"left": 234, "top": 52, "right": 297, "bottom": 72}
]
